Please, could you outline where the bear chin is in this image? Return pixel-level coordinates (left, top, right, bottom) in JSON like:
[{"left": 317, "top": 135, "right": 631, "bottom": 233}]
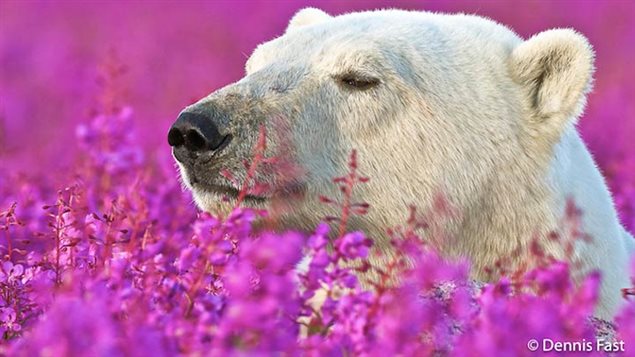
[{"left": 191, "top": 186, "right": 269, "bottom": 216}]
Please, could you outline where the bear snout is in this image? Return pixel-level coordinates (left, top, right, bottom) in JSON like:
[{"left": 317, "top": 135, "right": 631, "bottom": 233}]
[{"left": 168, "top": 111, "right": 232, "bottom": 155}]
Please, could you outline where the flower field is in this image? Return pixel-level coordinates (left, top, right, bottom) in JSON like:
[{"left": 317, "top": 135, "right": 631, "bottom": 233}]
[{"left": 1, "top": 1, "right": 634, "bottom": 355}]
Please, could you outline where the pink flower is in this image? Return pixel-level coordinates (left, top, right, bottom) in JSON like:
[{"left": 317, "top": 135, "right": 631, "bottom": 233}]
[
  {"left": 0, "top": 307, "right": 21, "bottom": 333},
  {"left": 336, "top": 231, "right": 372, "bottom": 260},
  {"left": 0, "top": 262, "right": 24, "bottom": 283}
]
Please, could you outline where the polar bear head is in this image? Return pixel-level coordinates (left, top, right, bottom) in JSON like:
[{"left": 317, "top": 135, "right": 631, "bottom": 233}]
[{"left": 168, "top": 8, "right": 594, "bottom": 245}]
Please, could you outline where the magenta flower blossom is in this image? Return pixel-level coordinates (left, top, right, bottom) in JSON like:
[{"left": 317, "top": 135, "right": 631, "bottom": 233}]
[
  {"left": 336, "top": 231, "right": 372, "bottom": 260},
  {"left": 0, "top": 262, "right": 24, "bottom": 284},
  {"left": 0, "top": 307, "right": 21, "bottom": 334}
]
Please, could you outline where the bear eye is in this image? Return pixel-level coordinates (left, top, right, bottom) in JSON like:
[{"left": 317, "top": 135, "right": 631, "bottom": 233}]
[{"left": 336, "top": 73, "right": 380, "bottom": 90}]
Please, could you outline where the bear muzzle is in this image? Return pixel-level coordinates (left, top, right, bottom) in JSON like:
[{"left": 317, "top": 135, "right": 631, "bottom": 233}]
[
  {"left": 168, "top": 91, "right": 289, "bottom": 204},
  {"left": 168, "top": 107, "right": 244, "bottom": 199}
]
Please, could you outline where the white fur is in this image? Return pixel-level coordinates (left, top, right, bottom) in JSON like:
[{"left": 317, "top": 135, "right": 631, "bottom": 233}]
[{"left": 184, "top": 8, "right": 634, "bottom": 319}]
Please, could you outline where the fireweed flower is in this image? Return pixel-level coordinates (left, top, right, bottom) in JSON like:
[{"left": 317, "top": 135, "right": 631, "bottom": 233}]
[
  {"left": 454, "top": 266, "right": 600, "bottom": 355},
  {"left": 212, "top": 231, "right": 303, "bottom": 355},
  {"left": 0, "top": 262, "right": 24, "bottom": 284},
  {"left": 336, "top": 231, "right": 372, "bottom": 260},
  {"left": 0, "top": 307, "right": 21, "bottom": 334}
]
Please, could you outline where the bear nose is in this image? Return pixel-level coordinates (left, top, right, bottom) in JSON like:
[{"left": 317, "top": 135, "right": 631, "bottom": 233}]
[{"left": 167, "top": 112, "right": 229, "bottom": 152}]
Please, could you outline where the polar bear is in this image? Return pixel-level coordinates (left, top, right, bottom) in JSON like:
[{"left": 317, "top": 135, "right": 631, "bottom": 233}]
[{"left": 167, "top": 8, "right": 634, "bottom": 319}]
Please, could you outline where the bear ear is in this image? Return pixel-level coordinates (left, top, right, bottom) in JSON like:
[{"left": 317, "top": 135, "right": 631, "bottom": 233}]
[
  {"left": 509, "top": 29, "right": 594, "bottom": 136},
  {"left": 286, "top": 8, "right": 332, "bottom": 33}
]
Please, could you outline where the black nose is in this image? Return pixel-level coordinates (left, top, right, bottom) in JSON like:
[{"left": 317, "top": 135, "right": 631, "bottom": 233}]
[{"left": 168, "top": 112, "right": 229, "bottom": 152}]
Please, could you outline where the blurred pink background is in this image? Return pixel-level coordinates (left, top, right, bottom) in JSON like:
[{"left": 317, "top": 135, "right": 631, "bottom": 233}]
[{"left": 1, "top": 1, "right": 634, "bottom": 228}]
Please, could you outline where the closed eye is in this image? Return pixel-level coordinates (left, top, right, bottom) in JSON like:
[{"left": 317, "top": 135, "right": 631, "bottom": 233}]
[{"left": 335, "top": 73, "right": 380, "bottom": 90}]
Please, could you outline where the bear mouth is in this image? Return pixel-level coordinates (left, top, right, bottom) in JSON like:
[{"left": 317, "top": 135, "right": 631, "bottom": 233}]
[
  {"left": 171, "top": 149, "right": 258, "bottom": 199},
  {"left": 172, "top": 146, "right": 217, "bottom": 166},
  {"left": 193, "top": 177, "right": 307, "bottom": 206},
  {"left": 195, "top": 182, "right": 269, "bottom": 203},
  {"left": 175, "top": 153, "right": 305, "bottom": 205}
]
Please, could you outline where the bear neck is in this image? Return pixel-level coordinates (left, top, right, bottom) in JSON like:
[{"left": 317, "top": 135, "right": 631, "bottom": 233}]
[{"left": 459, "top": 125, "right": 624, "bottom": 280}]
